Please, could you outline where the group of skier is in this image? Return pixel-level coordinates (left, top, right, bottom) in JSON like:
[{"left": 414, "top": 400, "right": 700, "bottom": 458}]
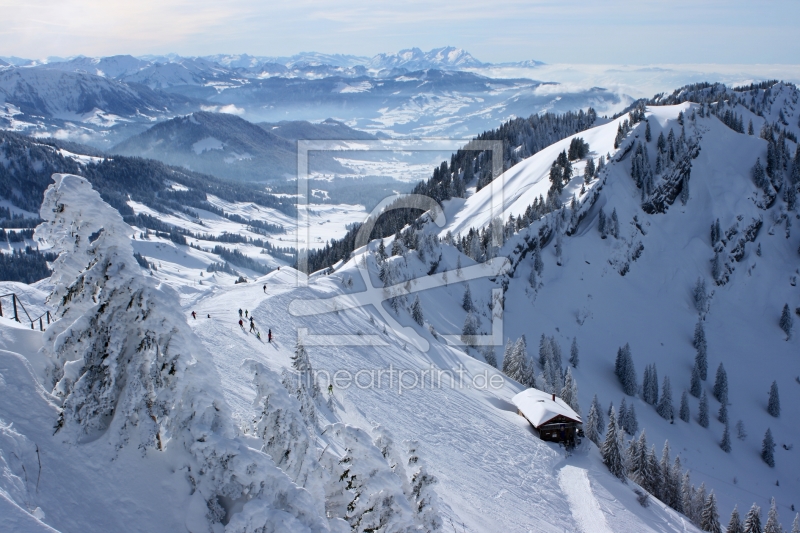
[{"left": 238, "top": 308, "right": 272, "bottom": 342}]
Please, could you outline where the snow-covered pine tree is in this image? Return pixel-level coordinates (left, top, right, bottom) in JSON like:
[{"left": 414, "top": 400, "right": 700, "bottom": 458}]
[
  {"left": 645, "top": 120, "right": 652, "bottom": 142},
  {"left": 743, "top": 503, "right": 762, "bottom": 533},
  {"left": 781, "top": 303, "right": 794, "bottom": 339},
  {"left": 670, "top": 457, "right": 684, "bottom": 513},
  {"left": 694, "top": 320, "right": 708, "bottom": 380},
  {"left": 610, "top": 208, "right": 620, "bottom": 238},
  {"left": 585, "top": 396, "right": 602, "bottom": 445},
  {"left": 691, "top": 362, "right": 702, "bottom": 398},
  {"left": 767, "top": 381, "right": 780, "bottom": 417},
  {"left": 699, "top": 391, "right": 710, "bottom": 428},
  {"left": 753, "top": 158, "right": 769, "bottom": 190},
  {"left": 461, "top": 312, "right": 479, "bottom": 349},
  {"left": 693, "top": 483, "right": 707, "bottom": 527},
  {"left": 657, "top": 376, "right": 674, "bottom": 421},
  {"left": 764, "top": 498, "right": 782, "bottom": 533},
  {"left": 736, "top": 419, "right": 747, "bottom": 440},
  {"left": 601, "top": 408, "right": 626, "bottom": 480},
  {"left": 377, "top": 239, "right": 387, "bottom": 262},
  {"left": 619, "top": 398, "right": 628, "bottom": 432},
  {"left": 727, "top": 506, "right": 744, "bottom": 533},
  {"left": 406, "top": 440, "right": 443, "bottom": 531},
  {"left": 569, "top": 337, "right": 579, "bottom": 368},
  {"left": 700, "top": 491, "right": 722, "bottom": 533},
  {"left": 628, "top": 430, "right": 648, "bottom": 486},
  {"left": 713, "top": 363, "right": 728, "bottom": 404},
  {"left": 718, "top": 402, "right": 728, "bottom": 425},
  {"left": 625, "top": 403, "right": 638, "bottom": 435},
  {"left": 515, "top": 336, "right": 534, "bottom": 387},
  {"left": 561, "top": 367, "right": 580, "bottom": 415},
  {"left": 679, "top": 391, "right": 690, "bottom": 422},
  {"left": 583, "top": 157, "right": 595, "bottom": 184},
  {"left": 643, "top": 364, "right": 659, "bottom": 406},
  {"left": 501, "top": 339, "right": 515, "bottom": 376},
  {"left": 392, "top": 232, "right": 403, "bottom": 256},
  {"left": 411, "top": 295, "right": 424, "bottom": 326},
  {"left": 762, "top": 428, "right": 776, "bottom": 467},
  {"left": 660, "top": 441, "right": 678, "bottom": 507},
  {"left": 615, "top": 343, "right": 637, "bottom": 396},
  {"left": 681, "top": 473, "right": 694, "bottom": 522},
  {"left": 693, "top": 277, "right": 708, "bottom": 314},
  {"left": 721, "top": 421, "right": 731, "bottom": 453},
  {"left": 598, "top": 208, "right": 607, "bottom": 238},
  {"left": 647, "top": 445, "right": 663, "bottom": 499},
  {"left": 462, "top": 284, "right": 473, "bottom": 312},
  {"left": 533, "top": 238, "right": 544, "bottom": 275},
  {"left": 792, "top": 513, "right": 800, "bottom": 533}
]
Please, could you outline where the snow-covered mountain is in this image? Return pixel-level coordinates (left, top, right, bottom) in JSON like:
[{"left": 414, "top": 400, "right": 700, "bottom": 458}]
[
  {"left": 111, "top": 111, "right": 368, "bottom": 182},
  {"left": 368, "top": 47, "right": 485, "bottom": 71}
]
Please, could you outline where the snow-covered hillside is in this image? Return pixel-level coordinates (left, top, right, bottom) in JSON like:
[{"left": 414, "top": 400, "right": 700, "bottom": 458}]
[{"left": 3, "top": 80, "right": 800, "bottom": 533}]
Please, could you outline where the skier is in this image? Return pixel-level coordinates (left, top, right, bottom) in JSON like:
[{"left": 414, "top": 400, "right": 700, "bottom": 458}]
[
  {"left": 263, "top": 284, "right": 267, "bottom": 293},
  {"left": 327, "top": 384, "right": 333, "bottom": 395},
  {"left": 191, "top": 311, "right": 196, "bottom": 319},
  {"left": 268, "top": 329, "right": 272, "bottom": 343},
  {"left": 238, "top": 319, "right": 244, "bottom": 329},
  {"left": 256, "top": 331, "right": 261, "bottom": 340},
  {"left": 207, "top": 314, "right": 211, "bottom": 318},
  {"left": 249, "top": 317, "right": 256, "bottom": 333},
  {"left": 245, "top": 310, "right": 248, "bottom": 318},
  {"left": 238, "top": 309, "right": 243, "bottom": 318}
]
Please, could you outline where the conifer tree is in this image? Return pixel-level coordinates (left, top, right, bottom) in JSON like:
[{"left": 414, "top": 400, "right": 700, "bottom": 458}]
[
  {"left": 569, "top": 337, "right": 579, "bottom": 368},
  {"left": 601, "top": 408, "right": 626, "bottom": 480},
  {"left": 791, "top": 513, "right": 799, "bottom": 533},
  {"left": 645, "top": 120, "right": 652, "bottom": 142},
  {"left": 625, "top": 403, "right": 638, "bottom": 435},
  {"left": 462, "top": 284, "right": 473, "bottom": 312},
  {"left": 670, "top": 456, "right": 684, "bottom": 513},
  {"left": 691, "top": 362, "right": 702, "bottom": 398},
  {"left": 743, "top": 503, "right": 762, "bottom": 533},
  {"left": 699, "top": 391, "right": 709, "bottom": 428},
  {"left": 781, "top": 303, "right": 794, "bottom": 339},
  {"left": 610, "top": 208, "right": 620, "bottom": 238},
  {"left": 619, "top": 398, "right": 628, "bottom": 431},
  {"left": 713, "top": 363, "right": 728, "bottom": 404},
  {"left": 762, "top": 428, "right": 776, "bottom": 467},
  {"left": 657, "top": 376, "right": 674, "bottom": 420},
  {"left": 377, "top": 239, "right": 387, "bottom": 262},
  {"left": 679, "top": 391, "right": 690, "bottom": 422},
  {"left": 598, "top": 208, "right": 607, "bottom": 238},
  {"left": 694, "top": 320, "right": 708, "bottom": 380},
  {"left": 586, "top": 396, "right": 602, "bottom": 445},
  {"left": 533, "top": 238, "right": 544, "bottom": 275},
  {"left": 735, "top": 419, "right": 746, "bottom": 440},
  {"left": 700, "top": 491, "right": 722, "bottom": 533},
  {"left": 765, "top": 498, "right": 782, "bottom": 533},
  {"left": 628, "top": 430, "right": 648, "bottom": 487},
  {"left": 718, "top": 402, "right": 728, "bottom": 425},
  {"left": 615, "top": 343, "right": 637, "bottom": 396},
  {"left": 768, "top": 381, "right": 780, "bottom": 417},
  {"left": 660, "top": 441, "right": 677, "bottom": 507},
  {"left": 648, "top": 445, "right": 663, "bottom": 499},
  {"left": 680, "top": 472, "right": 693, "bottom": 520},
  {"left": 693, "top": 277, "right": 708, "bottom": 314},
  {"left": 693, "top": 483, "right": 707, "bottom": 527},
  {"left": 721, "top": 421, "right": 731, "bottom": 453},
  {"left": 727, "top": 506, "right": 743, "bottom": 533},
  {"left": 461, "top": 312, "right": 479, "bottom": 349},
  {"left": 561, "top": 367, "right": 580, "bottom": 414},
  {"left": 411, "top": 295, "right": 424, "bottom": 326}
]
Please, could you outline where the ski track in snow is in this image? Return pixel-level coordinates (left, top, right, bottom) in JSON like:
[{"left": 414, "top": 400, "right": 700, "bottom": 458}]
[{"left": 558, "top": 465, "right": 612, "bottom": 533}]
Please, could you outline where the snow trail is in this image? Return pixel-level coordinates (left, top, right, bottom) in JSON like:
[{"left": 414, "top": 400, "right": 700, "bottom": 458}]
[{"left": 558, "top": 465, "right": 612, "bottom": 533}]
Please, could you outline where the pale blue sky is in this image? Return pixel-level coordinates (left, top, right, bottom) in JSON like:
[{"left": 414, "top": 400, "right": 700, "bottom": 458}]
[{"left": 1, "top": 0, "right": 797, "bottom": 64}]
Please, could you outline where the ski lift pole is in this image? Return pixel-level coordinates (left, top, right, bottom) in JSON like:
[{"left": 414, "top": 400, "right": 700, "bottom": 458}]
[{"left": 12, "top": 294, "right": 19, "bottom": 322}]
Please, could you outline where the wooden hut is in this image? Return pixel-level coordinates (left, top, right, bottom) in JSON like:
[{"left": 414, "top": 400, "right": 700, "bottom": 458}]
[{"left": 512, "top": 388, "right": 583, "bottom": 445}]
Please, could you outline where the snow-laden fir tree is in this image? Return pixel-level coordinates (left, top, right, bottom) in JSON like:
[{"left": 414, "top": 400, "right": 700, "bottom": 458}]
[
  {"left": 780, "top": 303, "right": 794, "bottom": 339},
  {"left": 660, "top": 441, "right": 678, "bottom": 507},
  {"left": 619, "top": 398, "right": 628, "bottom": 432},
  {"left": 643, "top": 363, "right": 659, "bottom": 406},
  {"left": 569, "top": 337, "right": 579, "bottom": 368},
  {"left": 515, "top": 336, "right": 534, "bottom": 387},
  {"left": 767, "top": 381, "right": 780, "bottom": 417},
  {"left": 721, "top": 421, "right": 731, "bottom": 453},
  {"left": 585, "top": 396, "right": 602, "bottom": 445},
  {"left": 462, "top": 284, "right": 473, "bottom": 312},
  {"left": 533, "top": 238, "right": 544, "bottom": 275},
  {"left": 601, "top": 407, "right": 626, "bottom": 480},
  {"left": 743, "top": 503, "right": 762, "bottom": 533},
  {"left": 647, "top": 445, "right": 663, "bottom": 500},
  {"left": 627, "top": 430, "right": 648, "bottom": 488},
  {"left": 698, "top": 391, "right": 710, "bottom": 428},
  {"left": 656, "top": 376, "right": 674, "bottom": 420},
  {"left": 560, "top": 367, "right": 580, "bottom": 415},
  {"left": 406, "top": 440, "right": 443, "bottom": 532},
  {"left": 693, "top": 320, "right": 708, "bottom": 380},
  {"left": 792, "top": 513, "right": 800, "bottom": 533},
  {"left": 625, "top": 402, "right": 638, "bottom": 435},
  {"left": 670, "top": 456, "right": 684, "bottom": 513},
  {"left": 645, "top": 120, "right": 652, "bottom": 142},
  {"left": 691, "top": 362, "right": 702, "bottom": 397},
  {"left": 693, "top": 483, "right": 707, "bottom": 527},
  {"left": 598, "top": 208, "right": 608, "bottom": 238},
  {"left": 615, "top": 343, "right": 637, "bottom": 396},
  {"left": 391, "top": 232, "right": 403, "bottom": 256},
  {"left": 736, "top": 420, "right": 747, "bottom": 440},
  {"left": 410, "top": 296, "right": 425, "bottom": 327},
  {"left": 713, "top": 363, "right": 728, "bottom": 404},
  {"left": 693, "top": 277, "right": 708, "bottom": 314},
  {"left": 762, "top": 428, "right": 776, "bottom": 467},
  {"left": 718, "top": 402, "right": 728, "bottom": 425},
  {"left": 700, "top": 491, "right": 722, "bottom": 533},
  {"left": 764, "top": 498, "right": 782, "bottom": 533},
  {"left": 583, "top": 157, "right": 595, "bottom": 184},
  {"left": 610, "top": 208, "right": 620, "bottom": 239},
  {"left": 681, "top": 473, "right": 695, "bottom": 523},
  {"left": 727, "top": 506, "right": 743, "bottom": 533},
  {"left": 461, "top": 312, "right": 479, "bottom": 349},
  {"left": 501, "top": 339, "right": 515, "bottom": 377},
  {"left": 549, "top": 336, "right": 563, "bottom": 383},
  {"left": 377, "top": 239, "right": 387, "bottom": 262},
  {"left": 679, "top": 391, "right": 690, "bottom": 422}
]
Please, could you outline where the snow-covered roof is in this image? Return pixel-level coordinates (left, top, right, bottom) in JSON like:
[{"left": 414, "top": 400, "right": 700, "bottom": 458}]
[{"left": 511, "top": 388, "right": 582, "bottom": 428}]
